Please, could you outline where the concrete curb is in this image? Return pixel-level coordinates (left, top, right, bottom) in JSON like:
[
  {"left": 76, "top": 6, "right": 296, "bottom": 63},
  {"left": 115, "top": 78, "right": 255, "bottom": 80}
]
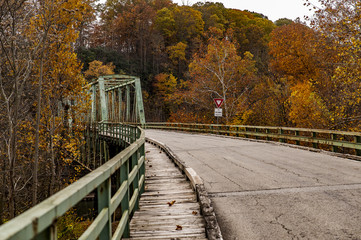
[{"left": 146, "top": 137, "right": 223, "bottom": 240}]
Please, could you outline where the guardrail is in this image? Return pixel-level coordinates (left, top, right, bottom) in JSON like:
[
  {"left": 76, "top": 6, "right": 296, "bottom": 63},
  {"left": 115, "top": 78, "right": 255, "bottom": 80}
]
[
  {"left": 144, "top": 122, "right": 361, "bottom": 157},
  {"left": 0, "top": 123, "right": 145, "bottom": 240}
]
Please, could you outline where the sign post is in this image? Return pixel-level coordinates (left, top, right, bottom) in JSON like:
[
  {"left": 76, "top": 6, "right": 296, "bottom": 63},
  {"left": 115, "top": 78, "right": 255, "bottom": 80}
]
[{"left": 214, "top": 99, "right": 224, "bottom": 124}]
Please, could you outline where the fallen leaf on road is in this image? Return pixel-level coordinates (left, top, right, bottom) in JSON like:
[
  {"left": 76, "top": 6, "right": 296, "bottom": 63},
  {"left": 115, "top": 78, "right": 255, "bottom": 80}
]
[
  {"left": 176, "top": 225, "right": 182, "bottom": 230},
  {"left": 192, "top": 211, "right": 198, "bottom": 215},
  {"left": 167, "top": 200, "right": 176, "bottom": 206}
]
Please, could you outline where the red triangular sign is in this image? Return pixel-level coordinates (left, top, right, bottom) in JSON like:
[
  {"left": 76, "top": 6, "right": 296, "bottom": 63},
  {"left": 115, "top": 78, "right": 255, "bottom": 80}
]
[{"left": 214, "top": 98, "right": 224, "bottom": 108}]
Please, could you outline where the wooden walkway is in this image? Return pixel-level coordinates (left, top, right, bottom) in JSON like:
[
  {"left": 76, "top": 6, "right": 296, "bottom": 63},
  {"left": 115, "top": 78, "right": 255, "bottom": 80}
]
[{"left": 126, "top": 143, "right": 207, "bottom": 239}]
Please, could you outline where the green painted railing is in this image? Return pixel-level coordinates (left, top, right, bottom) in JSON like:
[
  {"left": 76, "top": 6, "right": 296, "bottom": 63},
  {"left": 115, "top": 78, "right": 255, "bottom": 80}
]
[
  {"left": 145, "top": 122, "right": 361, "bottom": 157},
  {"left": 0, "top": 123, "right": 145, "bottom": 240}
]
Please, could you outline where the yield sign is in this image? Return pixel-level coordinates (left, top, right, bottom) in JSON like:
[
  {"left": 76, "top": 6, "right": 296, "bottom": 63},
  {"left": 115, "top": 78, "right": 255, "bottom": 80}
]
[{"left": 214, "top": 98, "right": 224, "bottom": 108}]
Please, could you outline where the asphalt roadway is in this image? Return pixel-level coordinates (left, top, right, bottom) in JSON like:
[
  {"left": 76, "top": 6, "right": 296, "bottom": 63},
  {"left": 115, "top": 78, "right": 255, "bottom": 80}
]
[{"left": 145, "top": 129, "right": 361, "bottom": 240}]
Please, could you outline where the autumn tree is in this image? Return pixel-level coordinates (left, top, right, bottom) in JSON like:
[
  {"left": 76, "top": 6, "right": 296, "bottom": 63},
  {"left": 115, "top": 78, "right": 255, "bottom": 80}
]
[
  {"left": 177, "top": 29, "right": 257, "bottom": 123},
  {"left": 84, "top": 60, "right": 115, "bottom": 81},
  {"left": 288, "top": 82, "right": 330, "bottom": 128},
  {"left": 0, "top": 0, "right": 91, "bottom": 220},
  {"left": 29, "top": 0, "right": 91, "bottom": 205},
  {"left": 154, "top": 5, "right": 204, "bottom": 77},
  {"left": 305, "top": 0, "right": 361, "bottom": 130},
  {"left": 269, "top": 23, "right": 320, "bottom": 85},
  {"left": 274, "top": 18, "right": 293, "bottom": 27},
  {"left": 235, "top": 77, "right": 291, "bottom": 126},
  {"left": 0, "top": 0, "right": 36, "bottom": 220}
]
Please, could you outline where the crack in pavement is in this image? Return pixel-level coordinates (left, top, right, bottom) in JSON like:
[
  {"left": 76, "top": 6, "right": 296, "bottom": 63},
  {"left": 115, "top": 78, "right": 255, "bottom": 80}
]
[
  {"left": 270, "top": 214, "right": 297, "bottom": 239},
  {"left": 208, "top": 183, "right": 361, "bottom": 198},
  {"left": 222, "top": 156, "right": 256, "bottom": 173}
]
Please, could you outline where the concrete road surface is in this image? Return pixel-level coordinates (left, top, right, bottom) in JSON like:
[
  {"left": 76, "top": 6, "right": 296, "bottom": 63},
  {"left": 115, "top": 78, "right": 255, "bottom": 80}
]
[{"left": 146, "top": 130, "right": 361, "bottom": 240}]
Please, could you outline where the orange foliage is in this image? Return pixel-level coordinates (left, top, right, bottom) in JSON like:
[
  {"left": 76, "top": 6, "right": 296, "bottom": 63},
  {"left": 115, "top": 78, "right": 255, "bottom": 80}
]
[{"left": 269, "top": 23, "right": 319, "bottom": 85}]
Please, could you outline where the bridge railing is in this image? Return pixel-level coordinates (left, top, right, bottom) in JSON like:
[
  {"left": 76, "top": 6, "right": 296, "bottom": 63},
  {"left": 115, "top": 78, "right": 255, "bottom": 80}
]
[
  {"left": 0, "top": 123, "right": 145, "bottom": 240},
  {"left": 145, "top": 122, "right": 361, "bottom": 157}
]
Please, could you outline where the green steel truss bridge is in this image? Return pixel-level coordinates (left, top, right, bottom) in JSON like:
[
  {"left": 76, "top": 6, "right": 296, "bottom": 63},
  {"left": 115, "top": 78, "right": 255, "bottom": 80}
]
[
  {"left": 89, "top": 75, "right": 145, "bottom": 124},
  {"left": 1, "top": 75, "right": 361, "bottom": 239}
]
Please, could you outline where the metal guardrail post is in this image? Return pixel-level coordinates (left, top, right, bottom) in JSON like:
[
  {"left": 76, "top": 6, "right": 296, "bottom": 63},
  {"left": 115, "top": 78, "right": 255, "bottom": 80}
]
[
  {"left": 266, "top": 128, "right": 271, "bottom": 141},
  {"left": 295, "top": 130, "right": 300, "bottom": 145},
  {"left": 355, "top": 136, "right": 361, "bottom": 156},
  {"left": 331, "top": 133, "right": 337, "bottom": 152},
  {"left": 279, "top": 128, "right": 285, "bottom": 143},
  {"left": 312, "top": 132, "right": 318, "bottom": 149}
]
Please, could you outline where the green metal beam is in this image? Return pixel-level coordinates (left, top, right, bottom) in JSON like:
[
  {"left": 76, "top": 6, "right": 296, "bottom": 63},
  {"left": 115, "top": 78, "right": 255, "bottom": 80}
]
[
  {"left": 119, "top": 88, "right": 122, "bottom": 122},
  {"left": 112, "top": 90, "right": 116, "bottom": 121},
  {"left": 135, "top": 78, "right": 146, "bottom": 125},
  {"left": 91, "top": 84, "right": 97, "bottom": 123},
  {"left": 98, "top": 77, "right": 108, "bottom": 122},
  {"left": 126, "top": 85, "right": 130, "bottom": 122}
]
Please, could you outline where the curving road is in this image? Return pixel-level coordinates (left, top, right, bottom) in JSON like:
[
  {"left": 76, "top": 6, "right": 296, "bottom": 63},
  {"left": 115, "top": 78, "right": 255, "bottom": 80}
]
[{"left": 146, "top": 129, "right": 361, "bottom": 240}]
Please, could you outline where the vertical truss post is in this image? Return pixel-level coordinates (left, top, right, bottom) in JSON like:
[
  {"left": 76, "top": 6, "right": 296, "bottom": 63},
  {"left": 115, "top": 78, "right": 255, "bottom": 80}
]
[
  {"left": 98, "top": 77, "right": 108, "bottom": 122},
  {"left": 126, "top": 85, "right": 130, "bottom": 122},
  {"left": 106, "top": 91, "right": 109, "bottom": 121},
  {"left": 112, "top": 90, "right": 116, "bottom": 122},
  {"left": 119, "top": 88, "right": 122, "bottom": 122},
  {"left": 135, "top": 78, "right": 146, "bottom": 125},
  {"left": 91, "top": 84, "right": 97, "bottom": 123}
]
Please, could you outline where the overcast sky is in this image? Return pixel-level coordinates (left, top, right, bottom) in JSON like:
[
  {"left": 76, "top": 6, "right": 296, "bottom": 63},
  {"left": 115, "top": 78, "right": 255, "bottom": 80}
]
[{"left": 172, "top": 0, "right": 316, "bottom": 22}]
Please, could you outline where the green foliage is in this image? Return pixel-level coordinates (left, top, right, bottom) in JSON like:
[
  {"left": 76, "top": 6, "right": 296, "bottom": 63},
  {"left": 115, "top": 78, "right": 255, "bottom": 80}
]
[
  {"left": 77, "top": 47, "right": 129, "bottom": 74},
  {"left": 274, "top": 18, "right": 293, "bottom": 27}
]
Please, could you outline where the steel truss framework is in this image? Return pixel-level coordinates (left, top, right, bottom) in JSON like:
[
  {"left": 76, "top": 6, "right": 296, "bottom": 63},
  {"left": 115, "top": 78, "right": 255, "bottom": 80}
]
[{"left": 90, "top": 75, "right": 145, "bottom": 124}]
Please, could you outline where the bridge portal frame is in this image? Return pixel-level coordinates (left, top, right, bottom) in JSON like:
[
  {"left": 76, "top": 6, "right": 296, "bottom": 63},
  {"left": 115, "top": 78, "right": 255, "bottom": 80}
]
[{"left": 90, "top": 75, "right": 145, "bottom": 125}]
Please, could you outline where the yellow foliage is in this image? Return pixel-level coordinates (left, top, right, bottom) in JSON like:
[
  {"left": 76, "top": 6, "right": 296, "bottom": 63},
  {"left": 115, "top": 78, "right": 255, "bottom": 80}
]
[
  {"left": 288, "top": 82, "right": 330, "bottom": 128},
  {"left": 167, "top": 42, "right": 187, "bottom": 65},
  {"left": 84, "top": 60, "right": 115, "bottom": 81}
]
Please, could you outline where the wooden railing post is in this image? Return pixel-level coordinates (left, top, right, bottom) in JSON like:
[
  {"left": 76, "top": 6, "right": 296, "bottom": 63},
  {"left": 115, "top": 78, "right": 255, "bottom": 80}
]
[
  {"left": 139, "top": 143, "right": 145, "bottom": 194},
  {"left": 132, "top": 152, "right": 140, "bottom": 211},
  {"left": 120, "top": 158, "right": 130, "bottom": 238},
  {"left": 34, "top": 224, "right": 57, "bottom": 240},
  {"left": 97, "top": 178, "right": 111, "bottom": 240}
]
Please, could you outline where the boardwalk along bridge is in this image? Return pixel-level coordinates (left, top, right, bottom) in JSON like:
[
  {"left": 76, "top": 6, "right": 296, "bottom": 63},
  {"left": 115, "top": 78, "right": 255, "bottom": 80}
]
[{"left": 0, "top": 75, "right": 361, "bottom": 239}]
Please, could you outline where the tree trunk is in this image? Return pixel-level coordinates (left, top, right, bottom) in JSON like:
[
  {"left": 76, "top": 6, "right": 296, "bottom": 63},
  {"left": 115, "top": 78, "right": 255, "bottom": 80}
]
[{"left": 33, "top": 49, "right": 44, "bottom": 206}]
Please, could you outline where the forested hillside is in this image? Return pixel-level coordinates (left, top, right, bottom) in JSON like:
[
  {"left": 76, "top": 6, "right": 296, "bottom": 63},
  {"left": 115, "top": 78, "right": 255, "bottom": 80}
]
[
  {"left": 1, "top": 0, "right": 360, "bottom": 227},
  {"left": 0, "top": 0, "right": 92, "bottom": 224},
  {"left": 79, "top": 0, "right": 361, "bottom": 132}
]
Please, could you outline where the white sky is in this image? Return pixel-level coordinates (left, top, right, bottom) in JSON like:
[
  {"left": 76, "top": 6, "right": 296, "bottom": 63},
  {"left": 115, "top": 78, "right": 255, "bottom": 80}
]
[{"left": 173, "top": 0, "right": 316, "bottom": 22}]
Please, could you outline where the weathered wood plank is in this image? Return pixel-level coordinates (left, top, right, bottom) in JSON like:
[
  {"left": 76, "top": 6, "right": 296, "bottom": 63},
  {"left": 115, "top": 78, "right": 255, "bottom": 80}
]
[{"left": 127, "top": 143, "right": 207, "bottom": 239}]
